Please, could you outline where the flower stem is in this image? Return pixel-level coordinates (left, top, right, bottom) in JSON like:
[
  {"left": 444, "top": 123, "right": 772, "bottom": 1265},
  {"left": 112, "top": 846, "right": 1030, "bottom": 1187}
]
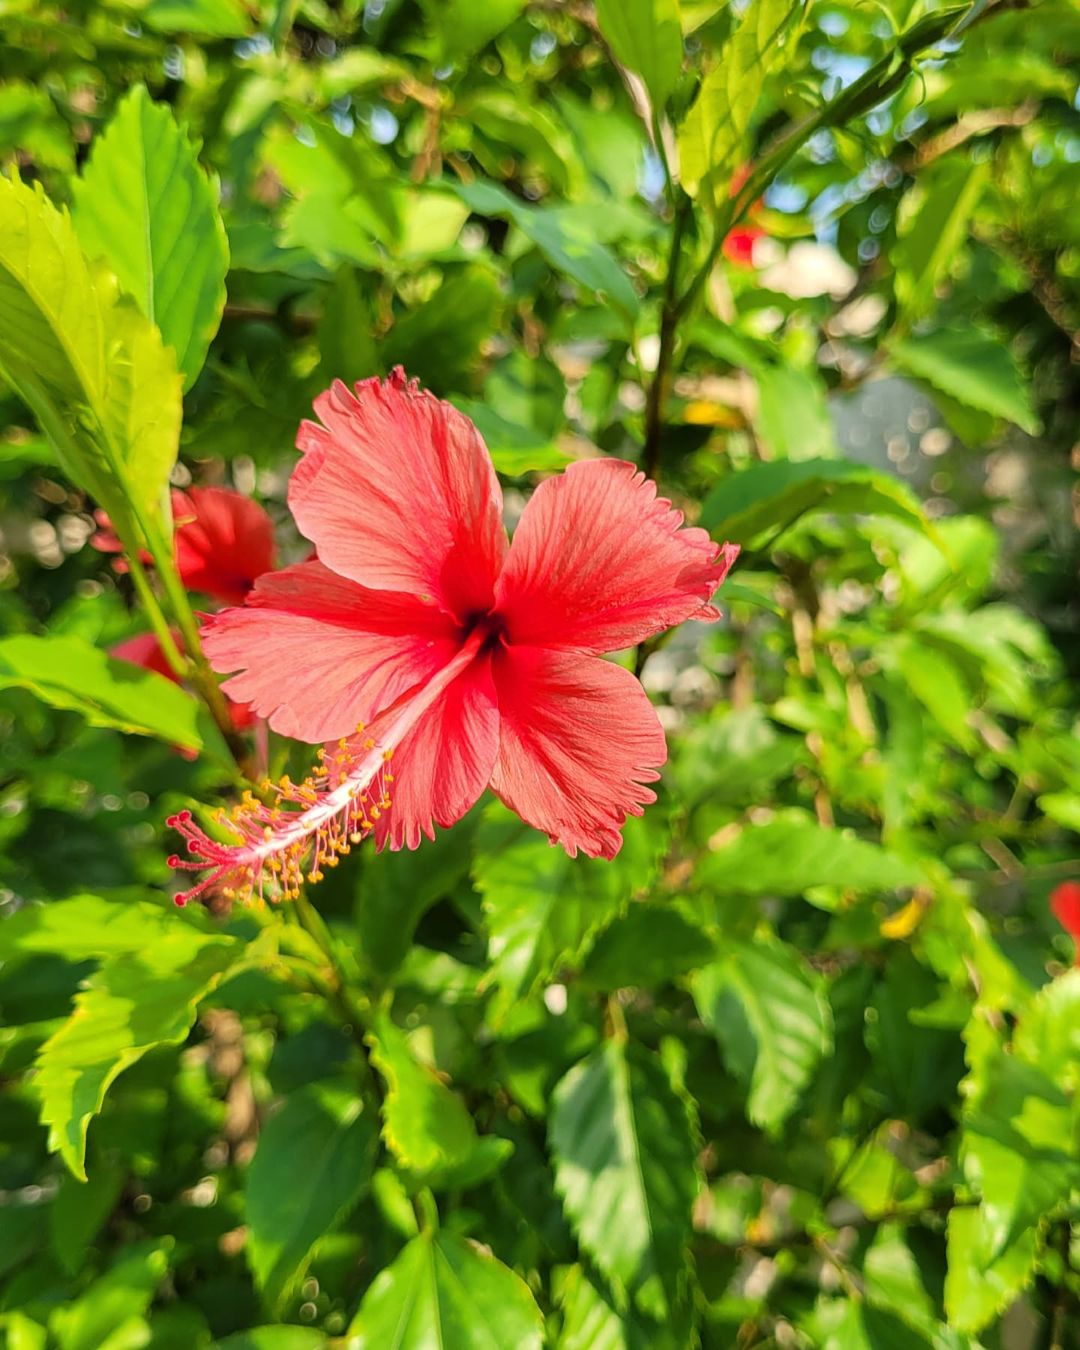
[{"left": 125, "top": 554, "right": 188, "bottom": 678}]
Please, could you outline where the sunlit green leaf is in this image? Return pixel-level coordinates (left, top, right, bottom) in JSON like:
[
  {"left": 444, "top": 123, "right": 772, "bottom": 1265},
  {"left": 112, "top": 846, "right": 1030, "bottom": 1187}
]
[
  {"left": 550, "top": 1040, "right": 698, "bottom": 1319},
  {"left": 349, "top": 1230, "right": 543, "bottom": 1349},
  {"left": 678, "top": 0, "right": 796, "bottom": 204},
  {"left": 890, "top": 328, "right": 1039, "bottom": 435},
  {"left": 0, "top": 175, "right": 181, "bottom": 542},
  {"left": 73, "top": 85, "right": 229, "bottom": 390},
  {"left": 365, "top": 1010, "right": 479, "bottom": 1184},
  {"left": 699, "top": 458, "right": 933, "bottom": 544},
  {"left": 0, "top": 634, "right": 204, "bottom": 750},
  {"left": 893, "top": 157, "right": 990, "bottom": 326},
  {"left": 36, "top": 934, "right": 244, "bottom": 1178},
  {"left": 694, "top": 938, "right": 832, "bottom": 1134},
  {"left": 595, "top": 0, "right": 684, "bottom": 114}
]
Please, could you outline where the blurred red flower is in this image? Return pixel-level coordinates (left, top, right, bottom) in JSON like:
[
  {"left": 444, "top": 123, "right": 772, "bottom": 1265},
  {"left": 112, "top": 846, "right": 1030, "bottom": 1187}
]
[
  {"left": 94, "top": 485, "right": 276, "bottom": 606},
  {"left": 1051, "top": 881, "right": 1080, "bottom": 963},
  {"left": 721, "top": 164, "right": 766, "bottom": 269}
]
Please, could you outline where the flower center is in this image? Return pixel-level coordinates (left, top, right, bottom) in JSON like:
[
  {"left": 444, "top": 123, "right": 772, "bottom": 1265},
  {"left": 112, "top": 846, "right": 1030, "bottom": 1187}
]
[{"left": 461, "top": 608, "right": 507, "bottom": 652}]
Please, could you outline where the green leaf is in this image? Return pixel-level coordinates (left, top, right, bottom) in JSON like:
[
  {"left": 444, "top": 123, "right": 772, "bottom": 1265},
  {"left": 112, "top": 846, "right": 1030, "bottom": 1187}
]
[
  {"left": 212, "top": 1331, "right": 326, "bottom": 1350},
  {"left": 49, "top": 1161, "right": 126, "bottom": 1276},
  {"left": 474, "top": 808, "right": 666, "bottom": 1019},
  {"left": 960, "top": 1052, "right": 1079, "bottom": 1255},
  {"left": 72, "top": 85, "right": 229, "bottom": 391},
  {"left": 0, "top": 175, "right": 181, "bottom": 542},
  {"left": 696, "top": 812, "right": 924, "bottom": 900},
  {"left": 349, "top": 1230, "right": 543, "bottom": 1349},
  {"left": 318, "top": 49, "right": 410, "bottom": 100},
  {"left": 140, "top": 0, "right": 250, "bottom": 36},
  {"left": 457, "top": 181, "right": 639, "bottom": 322},
  {"left": 49, "top": 1240, "right": 170, "bottom": 1350},
  {"left": 699, "top": 458, "right": 933, "bottom": 545},
  {"left": 355, "top": 816, "right": 476, "bottom": 980},
  {"left": 419, "top": 0, "right": 527, "bottom": 64},
  {"left": 694, "top": 939, "right": 832, "bottom": 1134},
  {"left": 0, "top": 893, "right": 213, "bottom": 963},
  {"left": 1013, "top": 968, "right": 1080, "bottom": 1094},
  {"left": 678, "top": 0, "right": 795, "bottom": 203},
  {"left": 595, "top": 0, "right": 684, "bottom": 114},
  {"left": 893, "top": 157, "right": 990, "bottom": 326},
  {"left": 886, "top": 634, "right": 975, "bottom": 751},
  {"left": 246, "top": 1079, "right": 377, "bottom": 1311},
  {"left": 867, "top": 955, "right": 967, "bottom": 1124},
  {"left": 383, "top": 266, "right": 501, "bottom": 394},
  {"left": 890, "top": 328, "right": 1039, "bottom": 435},
  {"left": 549, "top": 1040, "right": 698, "bottom": 1319},
  {"left": 557, "top": 1265, "right": 681, "bottom": 1350},
  {"left": 317, "top": 267, "right": 379, "bottom": 388},
  {"left": 944, "top": 1204, "right": 1039, "bottom": 1334},
  {"left": 1038, "top": 791, "right": 1080, "bottom": 834},
  {"left": 753, "top": 364, "right": 836, "bottom": 460},
  {"left": 451, "top": 398, "right": 570, "bottom": 476},
  {"left": 0, "top": 634, "right": 204, "bottom": 750},
  {"left": 580, "top": 905, "right": 713, "bottom": 991},
  {"left": 802, "top": 1297, "right": 934, "bottom": 1350},
  {"left": 36, "top": 933, "right": 243, "bottom": 1179},
  {"left": 365, "top": 1010, "right": 479, "bottom": 1184}
]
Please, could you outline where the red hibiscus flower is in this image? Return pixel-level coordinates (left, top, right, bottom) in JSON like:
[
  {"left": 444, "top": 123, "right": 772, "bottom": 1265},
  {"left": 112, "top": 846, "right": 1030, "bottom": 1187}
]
[
  {"left": 721, "top": 164, "right": 766, "bottom": 269},
  {"left": 111, "top": 631, "right": 256, "bottom": 734},
  {"left": 94, "top": 486, "right": 276, "bottom": 606},
  {"left": 168, "top": 369, "right": 737, "bottom": 906},
  {"left": 1051, "top": 881, "right": 1080, "bottom": 964}
]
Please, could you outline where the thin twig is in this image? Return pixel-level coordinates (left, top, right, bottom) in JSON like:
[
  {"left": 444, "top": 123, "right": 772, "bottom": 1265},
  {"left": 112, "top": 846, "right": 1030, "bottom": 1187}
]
[{"left": 642, "top": 193, "right": 691, "bottom": 482}]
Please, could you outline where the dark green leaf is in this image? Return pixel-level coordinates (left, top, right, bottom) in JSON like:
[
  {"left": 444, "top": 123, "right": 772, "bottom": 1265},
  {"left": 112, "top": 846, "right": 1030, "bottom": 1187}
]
[
  {"left": 580, "top": 905, "right": 713, "bottom": 991},
  {"left": 246, "top": 1080, "right": 377, "bottom": 1311},
  {"left": 49, "top": 1240, "right": 170, "bottom": 1350},
  {"left": 474, "top": 808, "right": 666, "bottom": 1019}
]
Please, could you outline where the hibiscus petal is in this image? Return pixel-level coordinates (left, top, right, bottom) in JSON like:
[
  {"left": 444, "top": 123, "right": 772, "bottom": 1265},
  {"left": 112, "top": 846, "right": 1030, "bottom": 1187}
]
[
  {"left": 495, "top": 458, "right": 738, "bottom": 652},
  {"left": 202, "top": 560, "right": 461, "bottom": 743},
  {"left": 292, "top": 370, "right": 507, "bottom": 620},
  {"left": 489, "top": 645, "right": 667, "bottom": 860},
  {"left": 374, "top": 653, "right": 499, "bottom": 851},
  {"left": 173, "top": 487, "right": 277, "bottom": 605}
]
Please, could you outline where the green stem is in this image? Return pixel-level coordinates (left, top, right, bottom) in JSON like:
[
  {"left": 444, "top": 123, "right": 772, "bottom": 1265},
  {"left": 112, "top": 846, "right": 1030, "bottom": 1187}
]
[
  {"left": 125, "top": 555, "right": 187, "bottom": 678},
  {"left": 415, "top": 1188, "right": 440, "bottom": 1234},
  {"left": 292, "top": 891, "right": 373, "bottom": 1039}
]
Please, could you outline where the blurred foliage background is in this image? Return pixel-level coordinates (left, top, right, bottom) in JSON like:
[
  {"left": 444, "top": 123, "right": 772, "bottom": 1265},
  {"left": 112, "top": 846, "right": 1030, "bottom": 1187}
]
[{"left": 0, "top": 0, "right": 1078, "bottom": 1346}]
